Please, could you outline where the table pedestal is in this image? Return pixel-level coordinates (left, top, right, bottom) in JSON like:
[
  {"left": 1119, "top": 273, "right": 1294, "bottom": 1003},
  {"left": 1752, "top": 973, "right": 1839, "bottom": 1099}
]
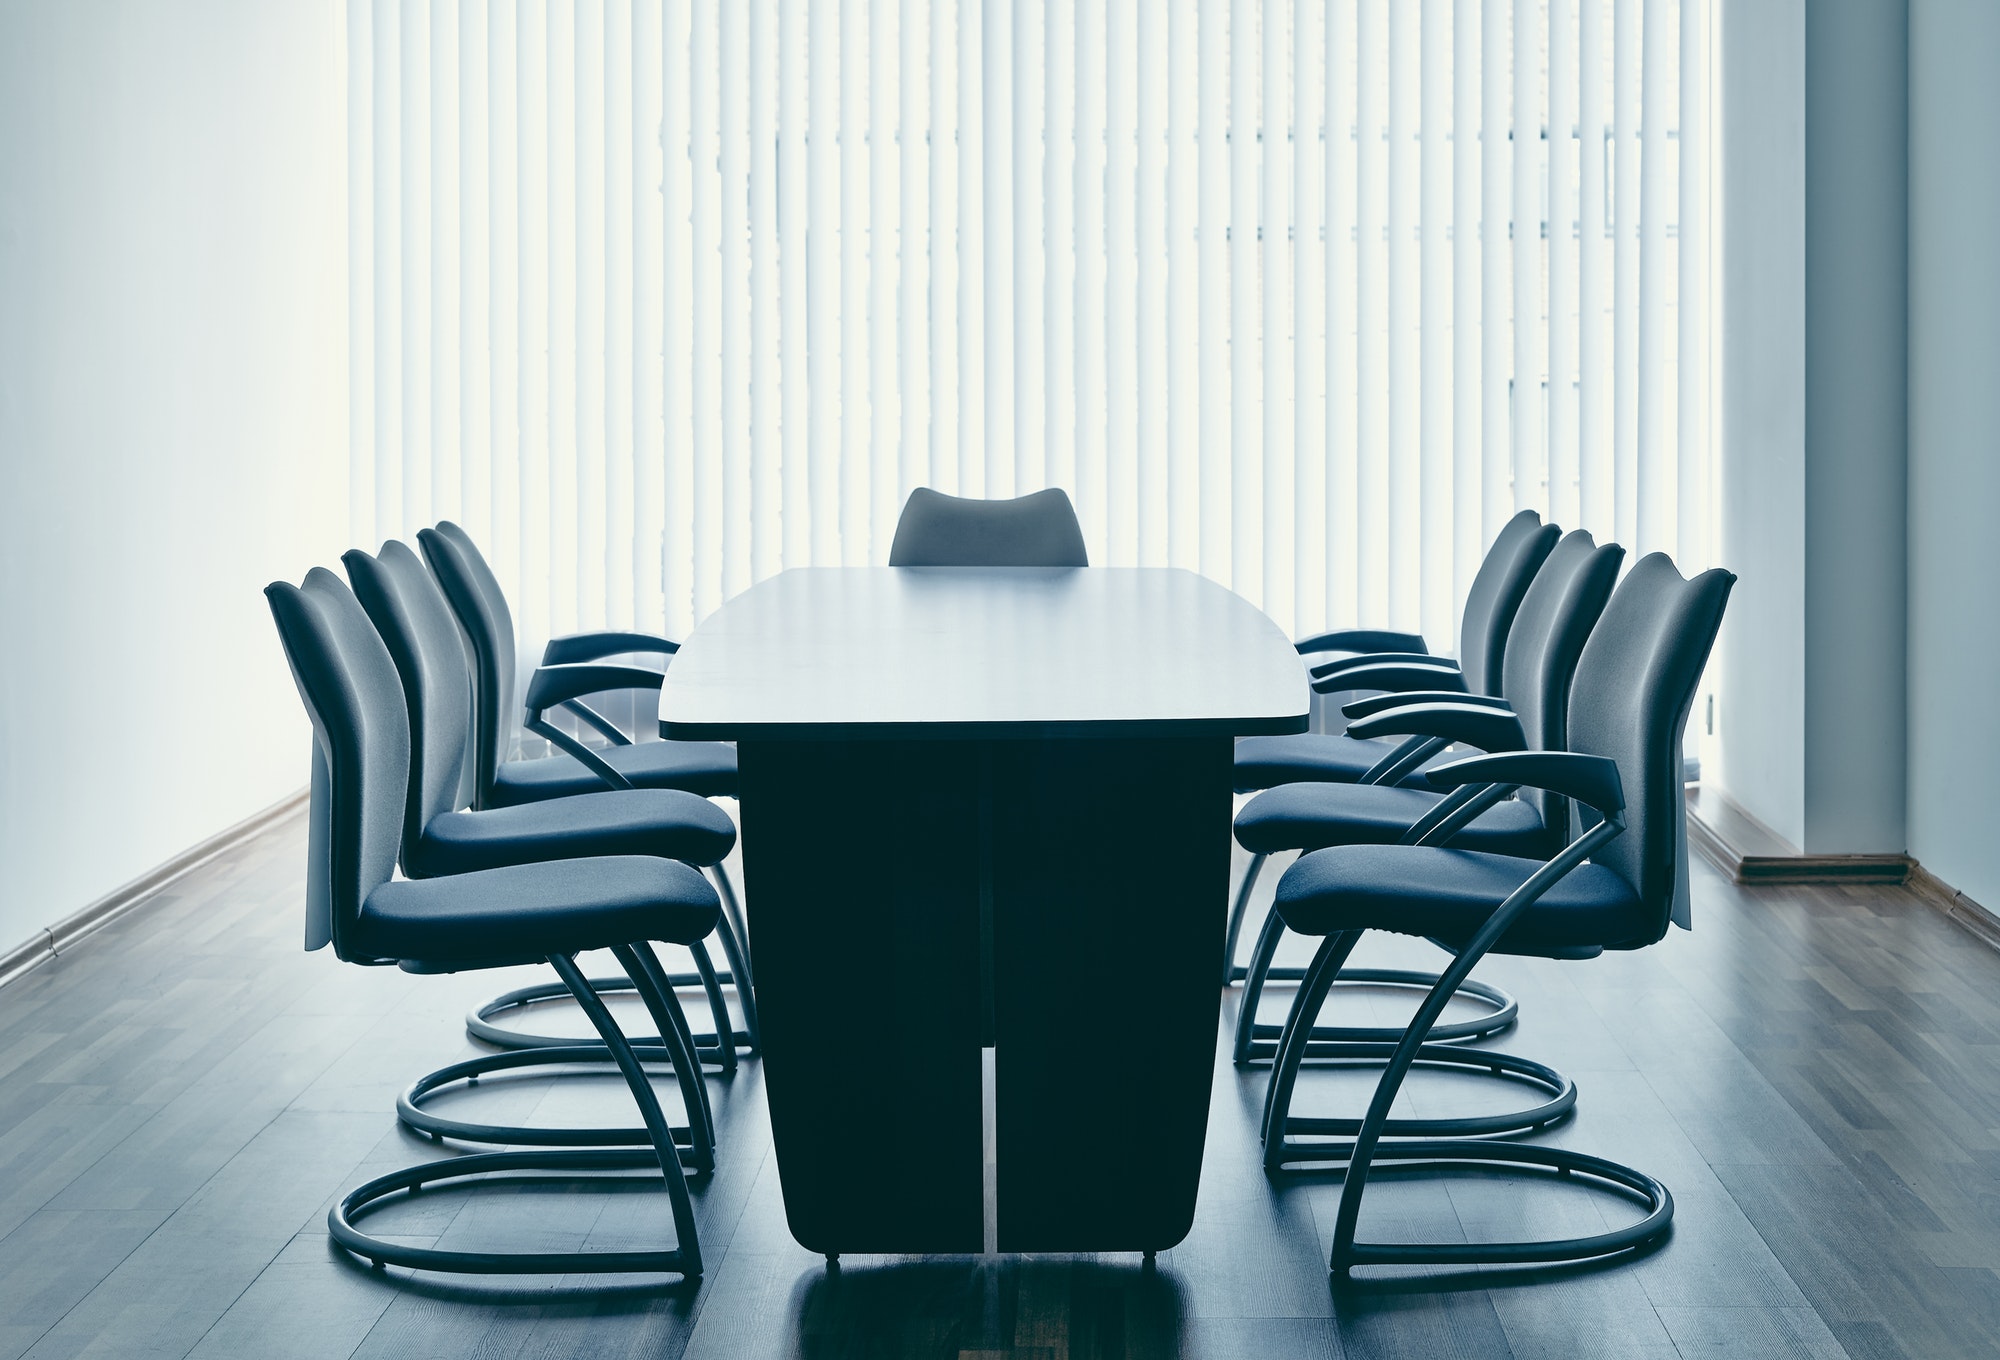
[{"left": 736, "top": 736, "right": 1232, "bottom": 1254}]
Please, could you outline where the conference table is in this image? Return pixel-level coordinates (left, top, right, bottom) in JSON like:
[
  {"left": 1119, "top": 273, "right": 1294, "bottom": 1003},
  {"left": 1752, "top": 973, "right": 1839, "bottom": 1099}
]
[{"left": 659, "top": 566, "right": 1307, "bottom": 1254}]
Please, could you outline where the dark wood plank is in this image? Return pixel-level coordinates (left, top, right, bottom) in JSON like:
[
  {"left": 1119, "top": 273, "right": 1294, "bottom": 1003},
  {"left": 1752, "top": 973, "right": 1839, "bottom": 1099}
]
[{"left": 27, "top": 804, "right": 2000, "bottom": 1355}]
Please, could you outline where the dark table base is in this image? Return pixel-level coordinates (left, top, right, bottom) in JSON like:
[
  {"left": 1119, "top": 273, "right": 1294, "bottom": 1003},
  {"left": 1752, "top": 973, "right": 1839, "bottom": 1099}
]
[{"left": 736, "top": 736, "right": 1233, "bottom": 1254}]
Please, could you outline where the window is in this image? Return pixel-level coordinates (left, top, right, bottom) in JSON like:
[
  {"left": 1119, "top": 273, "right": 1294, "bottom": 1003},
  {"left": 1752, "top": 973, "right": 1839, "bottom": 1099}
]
[{"left": 349, "top": 0, "right": 1712, "bottom": 650}]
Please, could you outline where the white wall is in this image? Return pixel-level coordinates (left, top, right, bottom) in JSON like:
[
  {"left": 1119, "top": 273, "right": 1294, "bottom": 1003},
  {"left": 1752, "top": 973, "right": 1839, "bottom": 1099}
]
[
  {"left": 1712, "top": 0, "right": 1914, "bottom": 857},
  {"left": 1713, "top": 0, "right": 1807, "bottom": 848},
  {"left": 1907, "top": 0, "right": 2000, "bottom": 906},
  {"left": 0, "top": 1, "right": 348, "bottom": 955}
]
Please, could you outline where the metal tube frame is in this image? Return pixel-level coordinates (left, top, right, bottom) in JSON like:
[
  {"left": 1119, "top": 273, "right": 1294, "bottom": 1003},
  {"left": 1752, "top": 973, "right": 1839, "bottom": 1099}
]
[
  {"left": 1257, "top": 932, "right": 1574, "bottom": 1158},
  {"left": 1257, "top": 807, "right": 1675, "bottom": 1276},
  {"left": 399, "top": 943, "right": 719, "bottom": 1167},
  {"left": 464, "top": 868, "right": 759, "bottom": 1061},
  {"left": 328, "top": 953, "right": 705, "bottom": 1279}
]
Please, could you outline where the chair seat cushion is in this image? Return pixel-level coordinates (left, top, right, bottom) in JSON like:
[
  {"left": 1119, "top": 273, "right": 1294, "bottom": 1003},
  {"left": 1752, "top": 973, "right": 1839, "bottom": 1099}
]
[
  {"left": 410, "top": 789, "right": 738, "bottom": 878},
  {"left": 1233, "top": 734, "right": 1438, "bottom": 794},
  {"left": 1274, "top": 844, "right": 1648, "bottom": 956},
  {"left": 491, "top": 739, "right": 740, "bottom": 806},
  {"left": 357, "top": 856, "right": 719, "bottom": 967},
  {"left": 1234, "top": 782, "right": 1549, "bottom": 858}
]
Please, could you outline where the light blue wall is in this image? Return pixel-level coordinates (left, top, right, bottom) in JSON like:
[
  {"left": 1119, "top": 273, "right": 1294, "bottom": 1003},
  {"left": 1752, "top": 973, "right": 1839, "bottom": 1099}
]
[
  {"left": 1715, "top": 0, "right": 1914, "bottom": 858},
  {"left": 1907, "top": 0, "right": 2000, "bottom": 905},
  {"left": 1714, "top": 0, "right": 1807, "bottom": 848},
  {"left": 0, "top": 1, "right": 349, "bottom": 956},
  {"left": 1802, "top": 0, "right": 1908, "bottom": 855}
]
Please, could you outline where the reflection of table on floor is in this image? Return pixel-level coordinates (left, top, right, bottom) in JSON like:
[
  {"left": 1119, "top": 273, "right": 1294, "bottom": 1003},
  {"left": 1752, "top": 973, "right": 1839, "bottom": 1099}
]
[{"left": 660, "top": 567, "right": 1307, "bottom": 1253}]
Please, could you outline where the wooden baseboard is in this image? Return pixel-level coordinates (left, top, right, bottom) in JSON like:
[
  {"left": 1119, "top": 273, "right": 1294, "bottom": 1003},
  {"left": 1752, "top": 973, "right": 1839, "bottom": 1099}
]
[
  {"left": 0, "top": 790, "right": 308, "bottom": 990},
  {"left": 1905, "top": 862, "right": 2000, "bottom": 952},
  {"left": 1685, "top": 784, "right": 1912, "bottom": 885}
]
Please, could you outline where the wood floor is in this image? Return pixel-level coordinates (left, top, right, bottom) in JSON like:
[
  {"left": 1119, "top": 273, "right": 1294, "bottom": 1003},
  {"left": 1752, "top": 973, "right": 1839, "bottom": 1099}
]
[{"left": 4, "top": 811, "right": 2000, "bottom": 1358}]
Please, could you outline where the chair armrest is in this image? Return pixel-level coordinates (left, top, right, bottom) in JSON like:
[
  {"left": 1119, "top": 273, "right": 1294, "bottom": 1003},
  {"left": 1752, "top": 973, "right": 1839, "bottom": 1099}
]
[
  {"left": 1293, "top": 628, "right": 1428, "bottom": 658},
  {"left": 1424, "top": 751, "right": 1625, "bottom": 818},
  {"left": 1344, "top": 701, "right": 1526, "bottom": 754},
  {"left": 1309, "top": 650, "right": 1451, "bottom": 681},
  {"left": 523, "top": 663, "right": 667, "bottom": 716},
  {"left": 1310, "top": 660, "right": 1470, "bottom": 696},
  {"left": 541, "top": 630, "right": 681, "bottom": 666},
  {"left": 1341, "top": 690, "right": 1513, "bottom": 721}
]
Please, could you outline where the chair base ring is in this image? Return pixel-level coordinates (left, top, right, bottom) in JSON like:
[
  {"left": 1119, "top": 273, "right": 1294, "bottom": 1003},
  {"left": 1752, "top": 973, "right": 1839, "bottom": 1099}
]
[
  {"left": 1265, "top": 1042, "right": 1575, "bottom": 1161},
  {"left": 1331, "top": 1139, "right": 1673, "bottom": 1275},
  {"left": 1236, "top": 969, "right": 1518, "bottom": 1063},
  {"left": 467, "top": 977, "right": 752, "bottom": 1058},
  {"left": 330, "top": 1147, "right": 702, "bottom": 1278},
  {"left": 397, "top": 1045, "right": 710, "bottom": 1166}
]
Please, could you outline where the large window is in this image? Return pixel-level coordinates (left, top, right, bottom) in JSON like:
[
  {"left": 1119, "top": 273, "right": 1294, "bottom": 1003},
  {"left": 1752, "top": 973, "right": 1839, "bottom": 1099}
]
[{"left": 349, "top": 0, "right": 1711, "bottom": 650}]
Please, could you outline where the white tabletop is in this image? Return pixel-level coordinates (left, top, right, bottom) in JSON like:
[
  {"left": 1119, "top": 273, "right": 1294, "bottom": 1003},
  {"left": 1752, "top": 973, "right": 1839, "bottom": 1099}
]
[{"left": 658, "top": 567, "right": 1310, "bottom": 741}]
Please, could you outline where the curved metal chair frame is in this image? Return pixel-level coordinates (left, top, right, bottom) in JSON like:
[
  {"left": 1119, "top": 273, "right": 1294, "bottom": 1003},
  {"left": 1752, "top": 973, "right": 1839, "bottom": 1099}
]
[
  {"left": 1262, "top": 806, "right": 1670, "bottom": 1276},
  {"left": 1245, "top": 780, "right": 1570, "bottom": 1140},
  {"left": 468, "top": 908, "right": 755, "bottom": 1065},
  {"left": 397, "top": 941, "right": 718, "bottom": 1166},
  {"left": 333, "top": 953, "right": 705, "bottom": 1278},
  {"left": 1224, "top": 748, "right": 1521, "bottom": 1092},
  {"left": 1219, "top": 715, "right": 1514, "bottom": 1058}
]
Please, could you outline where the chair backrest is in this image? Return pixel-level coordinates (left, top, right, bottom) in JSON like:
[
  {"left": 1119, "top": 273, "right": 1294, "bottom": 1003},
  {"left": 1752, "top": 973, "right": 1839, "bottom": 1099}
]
[
  {"left": 1457, "top": 510, "right": 1561, "bottom": 696},
  {"left": 1567, "top": 553, "right": 1735, "bottom": 947},
  {"left": 265, "top": 568, "right": 412, "bottom": 963},
  {"left": 417, "top": 521, "right": 516, "bottom": 809},
  {"left": 344, "top": 540, "right": 475, "bottom": 869},
  {"left": 1498, "top": 530, "right": 1625, "bottom": 843},
  {"left": 887, "top": 487, "right": 1090, "bottom": 567}
]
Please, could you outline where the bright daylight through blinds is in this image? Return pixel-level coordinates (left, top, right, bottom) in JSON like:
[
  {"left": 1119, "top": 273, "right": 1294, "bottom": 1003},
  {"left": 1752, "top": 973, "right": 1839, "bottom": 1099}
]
[{"left": 349, "top": 0, "right": 1712, "bottom": 651}]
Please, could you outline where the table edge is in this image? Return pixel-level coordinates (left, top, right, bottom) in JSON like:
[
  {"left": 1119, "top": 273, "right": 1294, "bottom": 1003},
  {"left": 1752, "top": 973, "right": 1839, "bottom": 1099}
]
[{"left": 661, "top": 714, "right": 1310, "bottom": 743}]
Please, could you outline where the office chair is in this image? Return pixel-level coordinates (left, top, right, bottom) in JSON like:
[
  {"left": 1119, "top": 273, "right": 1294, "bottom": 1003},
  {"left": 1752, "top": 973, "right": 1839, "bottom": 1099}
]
[
  {"left": 267, "top": 568, "right": 717, "bottom": 1278},
  {"left": 1231, "top": 529, "right": 1625, "bottom": 1084},
  {"left": 1261, "top": 554, "right": 1731, "bottom": 1277},
  {"left": 887, "top": 486, "right": 1091, "bottom": 567},
  {"left": 1223, "top": 510, "right": 1560, "bottom": 992},
  {"left": 346, "top": 540, "right": 746, "bottom": 1164},
  {"left": 417, "top": 522, "right": 757, "bottom": 1060}
]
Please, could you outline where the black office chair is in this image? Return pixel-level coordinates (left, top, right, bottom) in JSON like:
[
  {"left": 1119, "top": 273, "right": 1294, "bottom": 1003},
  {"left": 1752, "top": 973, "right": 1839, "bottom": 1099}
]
[
  {"left": 1223, "top": 509, "right": 1561, "bottom": 985},
  {"left": 267, "top": 567, "right": 717, "bottom": 1278},
  {"left": 1231, "top": 530, "right": 1625, "bottom": 1082},
  {"left": 420, "top": 522, "right": 737, "bottom": 805},
  {"left": 1260, "top": 554, "right": 1731, "bottom": 1277},
  {"left": 416, "top": 523, "right": 757, "bottom": 1060},
  {"left": 345, "top": 541, "right": 742, "bottom": 1161},
  {"left": 887, "top": 486, "right": 1090, "bottom": 567}
]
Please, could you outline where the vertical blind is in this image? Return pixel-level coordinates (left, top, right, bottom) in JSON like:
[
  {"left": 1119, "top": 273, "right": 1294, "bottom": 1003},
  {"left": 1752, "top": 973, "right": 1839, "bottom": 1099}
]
[{"left": 348, "top": 0, "right": 1712, "bottom": 653}]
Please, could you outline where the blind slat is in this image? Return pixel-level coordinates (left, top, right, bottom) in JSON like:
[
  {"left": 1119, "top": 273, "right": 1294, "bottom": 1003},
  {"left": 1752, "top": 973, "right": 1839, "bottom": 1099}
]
[
  {"left": 354, "top": 0, "right": 1707, "bottom": 652},
  {"left": 1229, "top": 0, "right": 1260, "bottom": 601},
  {"left": 1261, "top": 0, "right": 1293, "bottom": 623}
]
